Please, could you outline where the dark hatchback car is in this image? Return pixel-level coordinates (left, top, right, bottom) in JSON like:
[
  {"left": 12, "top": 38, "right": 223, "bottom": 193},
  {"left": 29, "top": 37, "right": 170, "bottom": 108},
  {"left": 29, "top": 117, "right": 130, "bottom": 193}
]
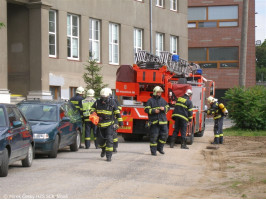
[
  {"left": 0, "top": 104, "right": 34, "bottom": 177},
  {"left": 18, "top": 100, "right": 82, "bottom": 158}
]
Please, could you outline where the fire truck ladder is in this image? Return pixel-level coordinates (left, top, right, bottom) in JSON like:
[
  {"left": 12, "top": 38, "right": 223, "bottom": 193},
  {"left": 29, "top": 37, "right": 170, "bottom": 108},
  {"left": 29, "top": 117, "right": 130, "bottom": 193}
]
[{"left": 135, "top": 50, "right": 191, "bottom": 77}]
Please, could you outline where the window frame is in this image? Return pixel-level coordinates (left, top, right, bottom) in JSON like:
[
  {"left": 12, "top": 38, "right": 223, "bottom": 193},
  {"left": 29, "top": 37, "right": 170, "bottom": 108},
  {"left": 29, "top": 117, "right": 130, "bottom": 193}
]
[
  {"left": 89, "top": 18, "right": 101, "bottom": 62},
  {"left": 170, "top": 0, "right": 177, "bottom": 11},
  {"left": 156, "top": 32, "right": 164, "bottom": 56},
  {"left": 134, "top": 28, "right": 143, "bottom": 55},
  {"left": 188, "top": 5, "right": 239, "bottom": 29},
  {"left": 188, "top": 47, "right": 239, "bottom": 69},
  {"left": 49, "top": 10, "right": 57, "bottom": 58},
  {"left": 67, "top": 13, "right": 80, "bottom": 60},
  {"left": 109, "top": 23, "right": 120, "bottom": 65},
  {"left": 170, "top": 35, "right": 178, "bottom": 54},
  {"left": 156, "top": 0, "right": 164, "bottom": 8}
]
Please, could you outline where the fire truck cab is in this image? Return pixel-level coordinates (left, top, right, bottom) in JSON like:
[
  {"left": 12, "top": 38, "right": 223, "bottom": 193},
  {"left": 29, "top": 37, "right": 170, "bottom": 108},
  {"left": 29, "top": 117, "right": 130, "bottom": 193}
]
[{"left": 116, "top": 51, "right": 215, "bottom": 144}]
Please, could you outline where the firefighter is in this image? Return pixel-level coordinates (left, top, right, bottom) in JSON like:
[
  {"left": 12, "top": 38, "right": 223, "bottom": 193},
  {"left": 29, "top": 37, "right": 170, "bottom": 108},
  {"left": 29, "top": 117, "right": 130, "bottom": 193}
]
[
  {"left": 90, "top": 88, "right": 123, "bottom": 162},
  {"left": 106, "top": 88, "right": 121, "bottom": 153},
  {"left": 171, "top": 89, "right": 193, "bottom": 149},
  {"left": 207, "top": 96, "right": 228, "bottom": 144},
  {"left": 144, "top": 86, "right": 169, "bottom": 156},
  {"left": 82, "top": 89, "right": 98, "bottom": 149},
  {"left": 70, "top": 86, "right": 85, "bottom": 148}
]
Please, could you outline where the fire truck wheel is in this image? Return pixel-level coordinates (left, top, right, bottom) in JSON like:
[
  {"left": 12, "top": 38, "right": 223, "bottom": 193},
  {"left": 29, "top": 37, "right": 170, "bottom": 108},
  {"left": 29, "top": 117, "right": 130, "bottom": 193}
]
[
  {"left": 122, "top": 134, "right": 143, "bottom": 142},
  {"left": 186, "top": 124, "right": 194, "bottom": 145}
]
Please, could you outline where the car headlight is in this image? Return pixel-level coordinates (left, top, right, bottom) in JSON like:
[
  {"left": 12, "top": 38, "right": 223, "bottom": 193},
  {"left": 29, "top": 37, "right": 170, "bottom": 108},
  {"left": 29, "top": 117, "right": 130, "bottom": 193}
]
[{"left": 33, "top": 133, "right": 49, "bottom": 140}]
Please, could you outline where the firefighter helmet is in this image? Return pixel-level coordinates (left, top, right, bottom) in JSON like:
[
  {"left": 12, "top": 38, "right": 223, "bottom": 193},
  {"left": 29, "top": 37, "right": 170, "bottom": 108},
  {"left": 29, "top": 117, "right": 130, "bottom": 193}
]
[
  {"left": 153, "top": 86, "right": 163, "bottom": 95},
  {"left": 207, "top": 96, "right": 215, "bottom": 104},
  {"left": 100, "top": 88, "right": 110, "bottom": 98},
  {"left": 87, "top": 89, "right": 95, "bottom": 97},
  {"left": 76, "top": 86, "right": 85, "bottom": 94},
  {"left": 106, "top": 88, "right": 113, "bottom": 96},
  {"left": 185, "top": 89, "right": 193, "bottom": 97}
]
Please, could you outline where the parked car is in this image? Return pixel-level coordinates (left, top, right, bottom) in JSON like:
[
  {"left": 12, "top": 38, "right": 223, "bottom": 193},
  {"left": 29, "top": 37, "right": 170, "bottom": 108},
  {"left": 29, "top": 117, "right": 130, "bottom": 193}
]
[
  {"left": 0, "top": 104, "right": 34, "bottom": 177},
  {"left": 17, "top": 100, "right": 82, "bottom": 158}
]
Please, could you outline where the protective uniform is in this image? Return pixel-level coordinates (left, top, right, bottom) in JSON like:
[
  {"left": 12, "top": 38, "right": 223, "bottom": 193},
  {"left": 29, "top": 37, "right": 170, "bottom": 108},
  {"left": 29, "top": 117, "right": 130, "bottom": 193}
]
[
  {"left": 144, "top": 86, "right": 169, "bottom": 156},
  {"left": 171, "top": 89, "right": 193, "bottom": 149},
  {"left": 70, "top": 86, "right": 85, "bottom": 148},
  {"left": 90, "top": 88, "right": 123, "bottom": 162},
  {"left": 207, "top": 96, "right": 228, "bottom": 144},
  {"left": 82, "top": 89, "right": 98, "bottom": 149}
]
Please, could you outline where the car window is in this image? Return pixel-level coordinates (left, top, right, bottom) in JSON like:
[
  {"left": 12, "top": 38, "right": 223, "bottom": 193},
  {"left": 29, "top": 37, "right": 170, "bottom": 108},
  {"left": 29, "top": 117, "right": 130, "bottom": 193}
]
[
  {"left": 0, "top": 107, "right": 6, "bottom": 126},
  {"left": 62, "top": 103, "right": 80, "bottom": 122},
  {"left": 13, "top": 107, "right": 27, "bottom": 126},
  {"left": 19, "top": 104, "right": 58, "bottom": 122},
  {"left": 7, "top": 107, "right": 18, "bottom": 127}
]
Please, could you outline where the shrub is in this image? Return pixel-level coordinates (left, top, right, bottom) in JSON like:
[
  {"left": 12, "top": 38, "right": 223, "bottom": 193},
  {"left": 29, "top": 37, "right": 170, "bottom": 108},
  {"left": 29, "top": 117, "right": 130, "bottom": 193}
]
[{"left": 224, "top": 86, "right": 266, "bottom": 130}]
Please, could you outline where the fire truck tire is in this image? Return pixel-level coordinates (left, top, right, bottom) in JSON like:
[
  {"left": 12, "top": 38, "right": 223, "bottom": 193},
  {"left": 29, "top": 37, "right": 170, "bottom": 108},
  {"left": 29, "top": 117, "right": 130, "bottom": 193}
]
[
  {"left": 122, "top": 134, "right": 143, "bottom": 142},
  {"left": 186, "top": 124, "right": 194, "bottom": 145},
  {"left": 178, "top": 78, "right": 187, "bottom": 84}
]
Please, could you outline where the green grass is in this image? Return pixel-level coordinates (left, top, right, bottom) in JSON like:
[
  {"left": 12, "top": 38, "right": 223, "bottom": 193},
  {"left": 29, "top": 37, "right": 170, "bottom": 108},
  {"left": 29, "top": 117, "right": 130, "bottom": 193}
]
[
  {"left": 224, "top": 127, "right": 266, "bottom": 136},
  {"left": 231, "top": 181, "right": 241, "bottom": 188},
  {"left": 262, "top": 180, "right": 266, "bottom": 184},
  {"left": 241, "top": 194, "right": 247, "bottom": 198}
]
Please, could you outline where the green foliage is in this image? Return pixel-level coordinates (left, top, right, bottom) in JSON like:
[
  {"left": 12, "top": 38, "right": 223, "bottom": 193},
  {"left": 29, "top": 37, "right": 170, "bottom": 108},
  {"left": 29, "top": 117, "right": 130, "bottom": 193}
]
[
  {"left": 0, "top": 22, "right": 5, "bottom": 29},
  {"left": 224, "top": 86, "right": 266, "bottom": 130},
  {"left": 224, "top": 127, "right": 266, "bottom": 136},
  {"left": 83, "top": 59, "right": 108, "bottom": 98},
  {"left": 256, "top": 40, "right": 266, "bottom": 82}
]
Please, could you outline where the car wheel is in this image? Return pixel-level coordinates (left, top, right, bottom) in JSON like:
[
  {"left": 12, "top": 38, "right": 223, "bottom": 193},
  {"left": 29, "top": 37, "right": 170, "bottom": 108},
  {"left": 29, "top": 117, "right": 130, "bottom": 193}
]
[
  {"left": 0, "top": 148, "right": 9, "bottom": 177},
  {"left": 48, "top": 135, "right": 59, "bottom": 158},
  {"left": 22, "top": 144, "right": 34, "bottom": 167},
  {"left": 70, "top": 130, "right": 81, "bottom": 152}
]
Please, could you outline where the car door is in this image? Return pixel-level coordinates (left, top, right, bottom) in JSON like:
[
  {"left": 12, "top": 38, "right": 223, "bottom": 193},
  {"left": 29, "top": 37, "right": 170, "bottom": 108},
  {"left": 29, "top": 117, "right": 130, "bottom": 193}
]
[
  {"left": 13, "top": 107, "right": 31, "bottom": 155},
  {"left": 58, "top": 104, "right": 73, "bottom": 147},
  {"left": 6, "top": 107, "right": 23, "bottom": 160}
]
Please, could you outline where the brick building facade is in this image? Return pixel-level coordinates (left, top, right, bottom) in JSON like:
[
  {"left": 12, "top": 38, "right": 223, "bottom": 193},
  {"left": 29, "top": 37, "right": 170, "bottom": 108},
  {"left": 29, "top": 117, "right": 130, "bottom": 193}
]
[{"left": 188, "top": 0, "right": 256, "bottom": 100}]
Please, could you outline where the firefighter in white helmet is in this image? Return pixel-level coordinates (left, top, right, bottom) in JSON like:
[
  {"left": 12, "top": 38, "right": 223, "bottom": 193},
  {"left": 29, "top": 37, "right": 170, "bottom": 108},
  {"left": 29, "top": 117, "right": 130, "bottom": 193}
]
[
  {"left": 90, "top": 88, "right": 123, "bottom": 162},
  {"left": 82, "top": 89, "right": 98, "bottom": 149},
  {"left": 70, "top": 86, "right": 85, "bottom": 148},
  {"left": 171, "top": 89, "right": 193, "bottom": 149},
  {"left": 144, "top": 86, "right": 169, "bottom": 156},
  {"left": 207, "top": 96, "right": 228, "bottom": 144}
]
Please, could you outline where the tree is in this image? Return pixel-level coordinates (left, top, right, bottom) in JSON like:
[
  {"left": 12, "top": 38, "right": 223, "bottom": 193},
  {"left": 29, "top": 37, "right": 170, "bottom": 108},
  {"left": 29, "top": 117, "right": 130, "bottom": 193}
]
[
  {"left": 83, "top": 59, "right": 108, "bottom": 98},
  {"left": 0, "top": 22, "right": 5, "bottom": 29},
  {"left": 256, "top": 39, "right": 266, "bottom": 82}
]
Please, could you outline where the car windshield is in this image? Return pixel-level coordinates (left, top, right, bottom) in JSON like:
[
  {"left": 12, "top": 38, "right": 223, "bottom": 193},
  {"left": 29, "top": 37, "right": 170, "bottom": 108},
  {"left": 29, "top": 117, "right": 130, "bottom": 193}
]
[
  {"left": 19, "top": 104, "right": 58, "bottom": 122},
  {"left": 0, "top": 107, "right": 6, "bottom": 126}
]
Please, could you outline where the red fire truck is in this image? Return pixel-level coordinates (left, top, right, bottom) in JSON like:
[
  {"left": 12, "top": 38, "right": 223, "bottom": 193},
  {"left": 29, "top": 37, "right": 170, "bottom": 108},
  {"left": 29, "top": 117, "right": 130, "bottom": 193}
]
[{"left": 116, "top": 51, "right": 215, "bottom": 144}]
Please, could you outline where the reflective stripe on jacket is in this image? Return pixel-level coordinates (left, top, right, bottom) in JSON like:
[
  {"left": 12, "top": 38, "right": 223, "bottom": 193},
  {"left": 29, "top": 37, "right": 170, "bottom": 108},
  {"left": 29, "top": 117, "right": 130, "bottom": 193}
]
[
  {"left": 82, "top": 98, "right": 96, "bottom": 121},
  {"left": 207, "top": 102, "right": 227, "bottom": 119},
  {"left": 144, "top": 95, "right": 169, "bottom": 125},
  {"left": 70, "top": 94, "right": 84, "bottom": 117},
  {"left": 172, "top": 95, "right": 193, "bottom": 122}
]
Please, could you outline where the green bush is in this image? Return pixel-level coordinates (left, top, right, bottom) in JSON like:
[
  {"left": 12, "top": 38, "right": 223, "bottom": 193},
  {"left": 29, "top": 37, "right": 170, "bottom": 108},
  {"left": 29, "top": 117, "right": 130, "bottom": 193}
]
[{"left": 224, "top": 86, "right": 266, "bottom": 130}]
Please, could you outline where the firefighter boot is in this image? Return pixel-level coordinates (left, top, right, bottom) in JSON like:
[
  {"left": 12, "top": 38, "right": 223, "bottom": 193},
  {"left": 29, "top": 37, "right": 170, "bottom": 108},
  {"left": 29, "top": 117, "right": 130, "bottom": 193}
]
[
  {"left": 219, "top": 136, "right": 224, "bottom": 144},
  {"left": 157, "top": 142, "right": 165, "bottom": 154},
  {"left": 106, "top": 151, "right": 112, "bottom": 162},
  {"left": 211, "top": 136, "right": 219, "bottom": 144},
  {"left": 85, "top": 140, "right": 91, "bottom": 149},
  {"left": 181, "top": 138, "right": 189, "bottom": 149},
  {"left": 170, "top": 136, "right": 175, "bottom": 148},
  {"left": 100, "top": 148, "right": 106, "bottom": 158},
  {"left": 150, "top": 146, "right": 157, "bottom": 156}
]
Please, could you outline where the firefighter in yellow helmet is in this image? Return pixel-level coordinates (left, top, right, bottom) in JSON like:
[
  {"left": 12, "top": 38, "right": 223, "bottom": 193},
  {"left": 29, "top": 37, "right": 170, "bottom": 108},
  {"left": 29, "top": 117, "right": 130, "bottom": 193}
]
[
  {"left": 90, "top": 88, "right": 123, "bottom": 162},
  {"left": 171, "top": 89, "right": 193, "bottom": 149},
  {"left": 70, "top": 86, "right": 85, "bottom": 148},
  {"left": 207, "top": 96, "right": 228, "bottom": 144},
  {"left": 144, "top": 86, "right": 169, "bottom": 156},
  {"left": 82, "top": 89, "right": 98, "bottom": 149}
]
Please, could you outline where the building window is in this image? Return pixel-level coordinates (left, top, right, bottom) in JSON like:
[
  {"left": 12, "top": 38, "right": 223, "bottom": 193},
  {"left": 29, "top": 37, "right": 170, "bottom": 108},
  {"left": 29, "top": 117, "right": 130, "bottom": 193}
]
[
  {"left": 156, "top": 0, "right": 164, "bottom": 8},
  {"left": 50, "top": 86, "right": 61, "bottom": 100},
  {"left": 109, "top": 23, "right": 119, "bottom": 65},
  {"left": 188, "top": 6, "right": 238, "bottom": 28},
  {"left": 170, "top": 36, "right": 178, "bottom": 54},
  {"left": 69, "top": 87, "right": 77, "bottom": 98},
  {"left": 49, "top": 10, "right": 57, "bottom": 57},
  {"left": 170, "top": 0, "right": 177, "bottom": 11},
  {"left": 134, "top": 28, "right": 143, "bottom": 54},
  {"left": 156, "top": 33, "right": 164, "bottom": 56},
  {"left": 67, "top": 14, "right": 79, "bottom": 60},
  {"left": 89, "top": 18, "right": 100, "bottom": 62},
  {"left": 188, "top": 47, "right": 239, "bottom": 68}
]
